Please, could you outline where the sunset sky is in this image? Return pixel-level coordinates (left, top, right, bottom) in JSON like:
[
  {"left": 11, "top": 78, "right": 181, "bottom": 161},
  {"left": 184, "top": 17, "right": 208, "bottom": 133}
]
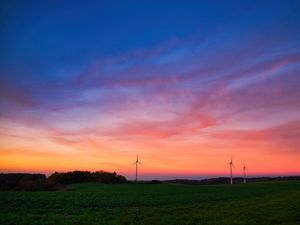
[{"left": 1, "top": 0, "right": 300, "bottom": 180}]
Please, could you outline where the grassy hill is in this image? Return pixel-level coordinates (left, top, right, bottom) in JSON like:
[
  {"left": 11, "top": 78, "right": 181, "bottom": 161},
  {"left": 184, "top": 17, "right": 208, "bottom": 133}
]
[{"left": 1, "top": 181, "right": 300, "bottom": 225}]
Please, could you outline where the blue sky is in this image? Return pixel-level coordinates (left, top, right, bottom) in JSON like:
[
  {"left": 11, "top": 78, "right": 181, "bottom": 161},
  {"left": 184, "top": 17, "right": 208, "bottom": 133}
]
[{"left": 1, "top": 0, "right": 300, "bottom": 178}]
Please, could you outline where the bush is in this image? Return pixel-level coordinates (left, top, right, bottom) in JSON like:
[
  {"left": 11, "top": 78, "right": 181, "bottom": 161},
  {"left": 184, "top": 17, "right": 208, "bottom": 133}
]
[{"left": 0, "top": 174, "right": 48, "bottom": 191}]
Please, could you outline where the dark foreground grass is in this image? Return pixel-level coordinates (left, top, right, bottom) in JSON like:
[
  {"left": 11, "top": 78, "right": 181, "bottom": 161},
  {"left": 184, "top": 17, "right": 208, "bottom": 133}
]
[{"left": 1, "top": 181, "right": 300, "bottom": 225}]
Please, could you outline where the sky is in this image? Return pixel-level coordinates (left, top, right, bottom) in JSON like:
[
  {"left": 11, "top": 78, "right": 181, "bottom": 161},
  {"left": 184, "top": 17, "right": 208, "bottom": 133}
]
[{"left": 1, "top": 0, "right": 300, "bottom": 180}]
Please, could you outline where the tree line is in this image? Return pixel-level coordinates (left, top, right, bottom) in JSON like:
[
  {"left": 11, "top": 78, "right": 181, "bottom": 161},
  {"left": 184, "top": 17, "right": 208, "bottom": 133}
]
[
  {"left": 48, "top": 170, "right": 127, "bottom": 184},
  {"left": 0, "top": 171, "right": 127, "bottom": 191}
]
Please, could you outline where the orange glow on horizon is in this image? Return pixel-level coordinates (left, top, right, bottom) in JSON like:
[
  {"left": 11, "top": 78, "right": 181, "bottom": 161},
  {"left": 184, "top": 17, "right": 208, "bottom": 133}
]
[{"left": 1, "top": 126, "right": 299, "bottom": 179}]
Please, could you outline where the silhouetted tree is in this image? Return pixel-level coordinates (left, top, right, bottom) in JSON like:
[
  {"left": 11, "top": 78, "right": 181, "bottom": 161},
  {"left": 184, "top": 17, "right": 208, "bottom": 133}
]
[{"left": 48, "top": 170, "right": 127, "bottom": 184}]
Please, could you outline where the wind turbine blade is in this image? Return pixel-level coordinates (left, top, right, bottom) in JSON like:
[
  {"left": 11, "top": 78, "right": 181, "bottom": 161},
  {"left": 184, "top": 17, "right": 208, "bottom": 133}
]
[
  {"left": 138, "top": 161, "right": 143, "bottom": 166},
  {"left": 132, "top": 162, "right": 137, "bottom": 165}
]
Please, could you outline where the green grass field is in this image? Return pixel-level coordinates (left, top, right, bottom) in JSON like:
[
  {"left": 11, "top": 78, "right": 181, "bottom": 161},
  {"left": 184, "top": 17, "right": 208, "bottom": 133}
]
[{"left": 1, "top": 181, "right": 300, "bottom": 225}]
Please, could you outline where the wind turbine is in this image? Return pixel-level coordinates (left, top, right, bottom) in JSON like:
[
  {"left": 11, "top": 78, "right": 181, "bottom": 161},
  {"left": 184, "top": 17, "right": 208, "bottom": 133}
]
[
  {"left": 132, "top": 154, "right": 142, "bottom": 183},
  {"left": 228, "top": 157, "right": 234, "bottom": 184},
  {"left": 243, "top": 163, "right": 247, "bottom": 184}
]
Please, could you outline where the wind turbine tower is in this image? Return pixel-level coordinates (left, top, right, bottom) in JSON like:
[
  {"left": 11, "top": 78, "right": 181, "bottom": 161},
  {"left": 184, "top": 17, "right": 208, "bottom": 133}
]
[
  {"left": 133, "top": 154, "right": 142, "bottom": 183},
  {"left": 243, "top": 163, "right": 247, "bottom": 184},
  {"left": 228, "top": 157, "right": 234, "bottom": 184}
]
